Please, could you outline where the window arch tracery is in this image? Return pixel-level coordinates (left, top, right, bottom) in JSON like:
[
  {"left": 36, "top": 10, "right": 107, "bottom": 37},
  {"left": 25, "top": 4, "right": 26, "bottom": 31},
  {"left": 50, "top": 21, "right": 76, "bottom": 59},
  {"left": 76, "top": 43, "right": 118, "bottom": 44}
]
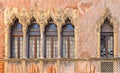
[
  {"left": 10, "top": 19, "right": 23, "bottom": 58},
  {"left": 45, "top": 18, "right": 58, "bottom": 58},
  {"left": 27, "top": 18, "right": 40, "bottom": 58},
  {"left": 62, "top": 18, "right": 75, "bottom": 58},
  {"left": 100, "top": 18, "right": 114, "bottom": 58}
]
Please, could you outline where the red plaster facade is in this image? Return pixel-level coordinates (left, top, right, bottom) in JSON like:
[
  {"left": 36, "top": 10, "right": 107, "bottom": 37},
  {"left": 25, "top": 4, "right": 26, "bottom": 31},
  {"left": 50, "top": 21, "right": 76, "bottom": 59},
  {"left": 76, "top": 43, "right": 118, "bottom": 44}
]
[{"left": 0, "top": 0, "right": 120, "bottom": 73}]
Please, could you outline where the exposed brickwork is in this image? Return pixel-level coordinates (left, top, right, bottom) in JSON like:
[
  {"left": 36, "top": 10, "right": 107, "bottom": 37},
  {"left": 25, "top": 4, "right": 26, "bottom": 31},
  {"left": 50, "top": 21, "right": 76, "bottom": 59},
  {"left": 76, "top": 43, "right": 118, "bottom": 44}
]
[{"left": 0, "top": 61, "right": 4, "bottom": 73}]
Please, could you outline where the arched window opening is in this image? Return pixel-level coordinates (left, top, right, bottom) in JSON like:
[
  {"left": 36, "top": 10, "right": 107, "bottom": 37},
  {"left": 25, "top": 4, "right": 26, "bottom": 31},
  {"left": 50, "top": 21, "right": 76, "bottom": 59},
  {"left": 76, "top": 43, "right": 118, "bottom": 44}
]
[
  {"left": 45, "top": 19, "right": 58, "bottom": 58},
  {"left": 11, "top": 19, "right": 23, "bottom": 58},
  {"left": 28, "top": 18, "right": 40, "bottom": 58},
  {"left": 100, "top": 18, "right": 113, "bottom": 58},
  {"left": 62, "top": 19, "right": 74, "bottom": 58}
]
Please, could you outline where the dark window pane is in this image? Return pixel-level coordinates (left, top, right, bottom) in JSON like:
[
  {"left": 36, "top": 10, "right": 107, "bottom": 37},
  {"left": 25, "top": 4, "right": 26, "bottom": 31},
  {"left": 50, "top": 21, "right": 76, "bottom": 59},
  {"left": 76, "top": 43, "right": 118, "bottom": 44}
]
[
  {"left": 100, "top": 19, "right": 113, "bottom": 58},
  {"left": 45, "top": 23, "right": 58, "bottom": 58},
  {"left": 28, "top": 23, "right": 40, "bottom": 58},
  {"left": 62, "top": 23, "right": 74, "bottom": 58},
  {"left": 46, "top": 23, "right": 57, "bottom": 31},
  {"left": 11, "top": 21, "right": 23, "bottom": 58}
]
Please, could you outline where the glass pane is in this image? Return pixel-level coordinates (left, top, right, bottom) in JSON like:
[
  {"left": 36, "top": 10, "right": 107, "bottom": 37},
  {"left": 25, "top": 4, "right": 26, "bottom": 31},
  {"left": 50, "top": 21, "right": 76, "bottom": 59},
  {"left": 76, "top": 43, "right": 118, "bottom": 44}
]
[
  {"left": 46, "top": 24, "right": 57, "bottom": 32},
  {"left": 11, "top": 37, "right": 19, "bottom": 58},
  {"left": 62, "top": 24, "right": 74, "bottom": 36},
  {"left": 45, "top": 23, "right": 58, "bottom": 58},
  {"left": 37, "top": 37, "right": 40, "bottom": 58},
  {"left": 46, "top": 36, "right": 51, "bottom": 58},
  {"left": 62, "top": 24, "right": 74, "bottom": 32},
  {"left": 11, "top": 23, "right": 23, "bottom": 35},
  {"left": 28, "top": 23, "right": 40, "bottom": 58},
  {"left": 53, "top": 37, "right": 58, "bottom": 58},
  {"left": 62, "top": 36, "right": 68, "bottom": 58},
  {"left": 100, "top": 34, "right": 113, "bottom": 58},
  {"left": 28, "top": 24, "right": 40, "bottom": 35},
  {"left": 45, "top": 24, "right": 57, "bottom": 35},
  {"left": 100, "top": 36, "right": 106, "bottom": 58},
  {"left": 29, "top": 37, "right": 35, "bottom": 58},
  {"left": 20, "top": 37, "right": 23, "bottom": 58},
  {"left": 29, "top": 23, "right": 40, "bottom": 31},
  {"left": 108, "top": 36, "right": 113, "bottom": 58},
  {"left": 11, "top": 23, "right": 22, "bottom": 31},
  {"left": 70, "top": 36, "right": 74, "bottom": 58},
  {"left": 11, "top": 21, "right": 23, "bottom": 59}
]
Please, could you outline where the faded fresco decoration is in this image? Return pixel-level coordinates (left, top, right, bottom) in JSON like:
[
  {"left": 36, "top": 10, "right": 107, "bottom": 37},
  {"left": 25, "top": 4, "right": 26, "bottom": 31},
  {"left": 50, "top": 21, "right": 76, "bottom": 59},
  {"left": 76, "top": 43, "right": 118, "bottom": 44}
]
[
  {"left": 7, "top": 62, "right": 22, "bottom": 73},
  {"left": 78, "top": 61, "right": 95, "bottom": 73},
  {"left": 43, "top": 62, "right": 56, "bottom": 73},
  {"left": 27, "top": 62, "right": 40, "bottom": 73},
  {"left": 60, "top": 61, "right": 74, "bottom": 73}
]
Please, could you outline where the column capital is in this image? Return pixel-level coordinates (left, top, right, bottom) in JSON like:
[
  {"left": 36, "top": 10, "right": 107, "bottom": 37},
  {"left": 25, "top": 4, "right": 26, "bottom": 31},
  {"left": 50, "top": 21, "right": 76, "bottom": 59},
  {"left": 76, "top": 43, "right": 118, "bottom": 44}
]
[
  {"left": 22, "top": 27, "right": 27, "bottom": 33},
  {"left": 57, "top": 25, "right": 62, "bottom": 33},
  {"left": 40, "top": 24, "right": 45, "bottom": 32},
  {"left": 5, "top": 27, "right": 11, "bottom": 33}
]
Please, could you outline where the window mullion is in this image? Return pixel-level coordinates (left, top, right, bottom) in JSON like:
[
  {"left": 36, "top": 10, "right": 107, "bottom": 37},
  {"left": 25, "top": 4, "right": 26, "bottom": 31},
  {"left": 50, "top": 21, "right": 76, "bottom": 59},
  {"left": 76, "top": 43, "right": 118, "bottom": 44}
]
[
  {"left": 68, "top": 36, "right": 70, "bottom": 58},
  {"left": 28, "top": 35, "right": 30, "bottom": 58},
  {"left": 51, "top": 36, "right": 54, "bottom": 58},
  {"left": 106, "top": 35, "right": 108, "bottom": 58},
  {"left": 11, "top": 35, "right": 13, "bottom": 58},
  {"left": 34, "top": 36, "right": 37, "bottom": 58},
  {"left": 17, "top": 36, "right": 20, "bottom": 58}
]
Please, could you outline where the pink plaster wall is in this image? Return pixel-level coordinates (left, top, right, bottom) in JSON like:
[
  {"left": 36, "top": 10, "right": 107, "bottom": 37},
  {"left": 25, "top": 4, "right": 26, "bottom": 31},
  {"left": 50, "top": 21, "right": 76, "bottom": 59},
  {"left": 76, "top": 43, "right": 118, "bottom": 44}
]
[{"left": 0, "top": 0, "right": 120, "bottom": 73}]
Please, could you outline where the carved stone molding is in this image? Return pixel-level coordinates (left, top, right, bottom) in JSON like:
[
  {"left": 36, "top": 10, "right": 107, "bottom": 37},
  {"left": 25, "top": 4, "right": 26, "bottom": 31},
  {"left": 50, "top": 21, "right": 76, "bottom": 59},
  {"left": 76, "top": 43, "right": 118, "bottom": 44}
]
[
  {"left": 4, "top": 7, "right": 80, "bottom": 28},
  {"left": 4, "top": 8, "right": 80, "bottom": 73}
]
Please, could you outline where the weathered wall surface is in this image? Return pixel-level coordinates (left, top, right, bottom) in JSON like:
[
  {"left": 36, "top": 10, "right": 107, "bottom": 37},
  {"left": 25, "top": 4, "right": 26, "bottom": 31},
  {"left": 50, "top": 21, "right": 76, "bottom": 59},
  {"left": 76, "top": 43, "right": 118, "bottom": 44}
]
[{"left": 0, "top": 0, "right": 120, "bottom": 73}]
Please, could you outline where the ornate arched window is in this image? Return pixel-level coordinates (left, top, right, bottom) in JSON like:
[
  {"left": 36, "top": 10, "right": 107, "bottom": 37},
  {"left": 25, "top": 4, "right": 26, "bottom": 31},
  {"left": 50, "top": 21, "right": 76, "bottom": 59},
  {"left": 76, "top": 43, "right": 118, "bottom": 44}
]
[
  {"left": 28, "top": 22, "right": 40, "bottom": 58},
  {"left": 11, "top": 19, "right": 23, "bottom": 58},
  {"left": 100, "top": 18, "right": 113, "bottom": 58},
  {"left": 62, "top": 19, "right": 74, "bottom": 58},
  {"left": 45, "top": 20, "right": 58, "bottom": 58}
]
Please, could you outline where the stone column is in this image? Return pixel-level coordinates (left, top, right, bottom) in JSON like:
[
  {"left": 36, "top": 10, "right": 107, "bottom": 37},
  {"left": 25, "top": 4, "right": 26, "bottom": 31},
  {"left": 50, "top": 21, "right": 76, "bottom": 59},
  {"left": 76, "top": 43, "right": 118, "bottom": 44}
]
[
  {"left": 39, "top": 60, "right": 43, "bottom": 73},
  {"left": 74, "top": 60, "right": 78, "bottom": 73},
  {"left": 23, "top": 27, "right": 27, "bottom": 59},
  {"left": 22, "top": 25, "right": 27, "bottom": 73},
  {"left": 56, "top": 23, "right": 62, "bottom": 73},
  {"left": 97, "top": 29, "right": 100, "bottom": 58},
  {"left": 57, "top": 25, "right": 61, "bottom": 58},
  {"left": 5, "top": 28, "right": 10, "bottom": 59},
  {"left": 56, "top": 60, "right": 60, "bottom": 73},
  {"left": 22, "top": 60, "right": 26, "bottom": 73},
  {"left": 114, "top": 30, "right": 117, "bottom": 58},
  {"left": 4, "top": 27, "right": 10, "bottom": 73},
  {"left": 40, "top": 24, "right": 45, "bottom": 58},
  {"left": 74, "top": 23, "right": 78, "bottom": 59},
  {"left": 73, "top": 19, "right": 79, "bottom": 73},
  {"left": 113, "top": 29, "right": 118, "bottom": 73}
]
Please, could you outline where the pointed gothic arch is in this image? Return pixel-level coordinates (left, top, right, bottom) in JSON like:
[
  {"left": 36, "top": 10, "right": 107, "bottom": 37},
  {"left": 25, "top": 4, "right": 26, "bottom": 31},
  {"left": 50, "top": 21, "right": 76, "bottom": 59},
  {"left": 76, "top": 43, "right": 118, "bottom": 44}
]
[
  {"left": 27, "top": 17, "right": 41, "bottom": 58},
  {"left": 10, "top": 18, "right": 23, "bottom": 58},
  {"left": 97, "top": 9, "right": 118, "bottom": 58},
  {"left": 45, "top": 17, "right": 58, "bottom": 58},
  {"left": 61, "top": 17, "right": 75, "bottom": 58}
]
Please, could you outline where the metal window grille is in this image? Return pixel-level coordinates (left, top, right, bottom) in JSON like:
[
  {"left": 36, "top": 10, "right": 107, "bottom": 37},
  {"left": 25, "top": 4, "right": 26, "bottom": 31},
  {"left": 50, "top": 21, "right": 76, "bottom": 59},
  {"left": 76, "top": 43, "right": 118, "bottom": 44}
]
[{"left": 101, "top": 62, "right": 114, "bottom": 73}]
